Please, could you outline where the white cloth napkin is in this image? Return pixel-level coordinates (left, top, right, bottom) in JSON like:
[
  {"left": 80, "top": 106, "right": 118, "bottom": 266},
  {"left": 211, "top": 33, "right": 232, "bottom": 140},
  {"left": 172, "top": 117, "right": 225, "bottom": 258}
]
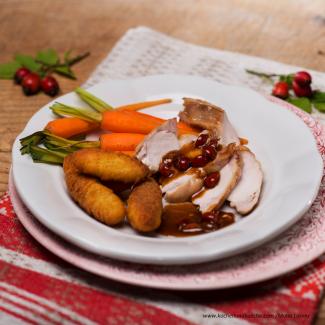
[{"left": 85, "top": 26, "right": 325, "bottom": 126}]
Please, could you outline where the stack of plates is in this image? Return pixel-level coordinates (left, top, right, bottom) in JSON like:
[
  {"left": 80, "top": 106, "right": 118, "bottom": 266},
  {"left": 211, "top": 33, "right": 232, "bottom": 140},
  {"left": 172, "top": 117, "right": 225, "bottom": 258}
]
[{"left": 10, "top": 75, "right": 324, "bottom": 290}]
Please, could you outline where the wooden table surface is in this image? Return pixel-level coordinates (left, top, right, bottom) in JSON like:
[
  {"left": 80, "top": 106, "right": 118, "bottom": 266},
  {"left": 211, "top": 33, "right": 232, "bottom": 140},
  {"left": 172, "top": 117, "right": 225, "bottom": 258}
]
[{"left": 0, "top": 0, "right": 324, "bottom": 322}]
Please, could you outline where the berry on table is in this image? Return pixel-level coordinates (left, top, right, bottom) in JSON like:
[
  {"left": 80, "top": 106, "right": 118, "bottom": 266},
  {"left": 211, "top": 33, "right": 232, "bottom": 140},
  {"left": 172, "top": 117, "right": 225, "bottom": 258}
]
[
  {"left": 294, "top": 71, "right": 312, "bottom": 87},
  {"left": 41, "top": 76, "right": 60, "bottom": 96},
  {"left": 292, "top": 80, "right": 312, "bottom": 98},
  {"left": 21, "top": 73, "right": 41, "bottom": 96},
  {"left": 14, "top": 68, "right": 31, "bottom": 84},
  {"left": 272, "top": 81, "right": 289, "bottom": 99}
]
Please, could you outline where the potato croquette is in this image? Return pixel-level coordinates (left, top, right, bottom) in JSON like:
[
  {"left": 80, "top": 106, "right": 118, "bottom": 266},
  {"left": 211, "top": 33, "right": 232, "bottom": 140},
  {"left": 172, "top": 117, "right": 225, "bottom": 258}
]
[
  {"left": 127, "top": 179, "right": 162, "bottom": 232},
  {"left": 69, "top": 148, "right": 149, "bottom": 183},
  {"left": 63, "top": 154, "right": 126, "bottom": 226}
]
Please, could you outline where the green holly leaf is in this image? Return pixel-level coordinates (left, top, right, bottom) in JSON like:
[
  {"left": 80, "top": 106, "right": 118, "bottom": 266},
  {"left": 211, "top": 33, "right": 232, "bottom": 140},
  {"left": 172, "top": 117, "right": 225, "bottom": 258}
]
[
  {"left": 0, "top": 61, "right": 22, "bottom": 79},
  {"left": 64, "top": 50, "right": 72, "bottom": 63},
  {"left": 314, "top": 102, "right": 325, "bottom": 113},
  {"left": 279, "top": 74, "right": 294, "bottom": 87},
  {"left": 312, "top": 91, "right": 325, "bottom": 102},
  {"left": 14, "top": 54, "right": 41, "bottom": 72},
  {"left": 36, "top": 49, "right": 59, "bottom": 65},
  {"left": 54, "top": 65, "right": 76, "bottom": 79},
  {"left": 287, "top": 97, "right": 312, "bottom": 113}
]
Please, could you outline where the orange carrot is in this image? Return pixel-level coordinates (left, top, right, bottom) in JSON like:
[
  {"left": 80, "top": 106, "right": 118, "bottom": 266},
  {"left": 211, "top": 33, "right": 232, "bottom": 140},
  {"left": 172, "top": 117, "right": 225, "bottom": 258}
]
[
  {"left": 45, "top": 117, "right": 98, "bottom": 138},
  {"left": 120, "top": 151, "right": 135, "bottom": 156},
  {"left": 101, "top": 110, "right": 198, "bottom": 135},
  {"left": 116, "top": 98, "right": 172, "bottom": 111},
  {"left": 177, "top": 122, "right": 199, "bottom": 135},
  {"left": 100, "top": 133, "right": 145, "bottom": 151},
  {"left": 101, "top": 110, "right": 162, "bottom": 134}
]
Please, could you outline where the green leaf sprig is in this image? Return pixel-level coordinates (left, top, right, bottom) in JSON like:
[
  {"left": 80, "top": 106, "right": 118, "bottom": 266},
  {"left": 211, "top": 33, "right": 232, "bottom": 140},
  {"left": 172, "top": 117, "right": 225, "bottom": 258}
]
[
  {"left": 0, "top": 49, "right": 89, "bottom": 80},
  {"left": 246, "top": 69, "right": 325, "bottom": 114}
]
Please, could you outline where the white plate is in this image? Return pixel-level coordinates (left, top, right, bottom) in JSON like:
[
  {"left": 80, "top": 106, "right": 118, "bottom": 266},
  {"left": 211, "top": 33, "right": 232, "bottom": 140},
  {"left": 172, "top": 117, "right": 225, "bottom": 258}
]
[{"left": 12, "top": 75, "right": 323, "bottom": 265}]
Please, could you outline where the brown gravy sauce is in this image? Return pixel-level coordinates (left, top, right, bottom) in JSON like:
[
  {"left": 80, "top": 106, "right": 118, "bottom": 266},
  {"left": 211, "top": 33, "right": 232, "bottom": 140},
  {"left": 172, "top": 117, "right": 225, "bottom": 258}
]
[{"left": 157, "top": 203, "right": 235, "bottom": 237}]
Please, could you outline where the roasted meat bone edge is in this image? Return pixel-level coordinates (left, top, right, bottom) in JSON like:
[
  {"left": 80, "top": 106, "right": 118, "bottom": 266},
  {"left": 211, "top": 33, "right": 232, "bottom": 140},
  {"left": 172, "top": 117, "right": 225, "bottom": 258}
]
[
  {"left": 135, "top": 118, "right": 180, "bottom": 173},
  {"left": 228, "top": 147, "right": 263, "bottom": 215}
]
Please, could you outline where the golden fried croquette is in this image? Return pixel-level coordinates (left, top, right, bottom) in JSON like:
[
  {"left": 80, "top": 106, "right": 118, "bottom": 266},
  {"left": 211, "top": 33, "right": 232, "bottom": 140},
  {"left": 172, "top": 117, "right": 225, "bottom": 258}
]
[
  {"left": 127, "top": 179, "right": 162, "bottom": 232},
  {"left": 63, "top": 154, "right": 126, "bottom": 226},
  {"left": 69, "top": 148, "right": 149, "bottom": 183}
]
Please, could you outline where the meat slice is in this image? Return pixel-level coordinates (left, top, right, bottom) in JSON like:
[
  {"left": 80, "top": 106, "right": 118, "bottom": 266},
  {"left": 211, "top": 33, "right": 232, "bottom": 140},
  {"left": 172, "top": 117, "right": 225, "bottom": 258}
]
[
  {"left": 203, "top": 143, "right": 237, "bottom": 174},
  {"left": 162, "top": 170, "right": 204, "bottom": 203},
  {"left": 192, "top": 153, "right": 242, "bottom": 213},
  {"left": 136, "top": 119, "right": 180, "bottom": 172},
  {"left": 228, "top": 148, "right": 263, "bottom": 215},
  {"left": 179, "top": 98, "right": 224, "bottom": 131},
  {"left": 220, "top": 114, "right": 240, "bottom": 146},
  {"left": 179, "top": 98, "right": 240, "bottom": 146}
]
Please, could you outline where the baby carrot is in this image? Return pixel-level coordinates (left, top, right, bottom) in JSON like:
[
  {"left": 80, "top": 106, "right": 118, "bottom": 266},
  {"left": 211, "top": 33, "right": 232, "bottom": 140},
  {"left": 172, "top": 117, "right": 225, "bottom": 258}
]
[
  {"left": 120, "top": 151, "right": 135, "bottom": 156},
  {"left": 101, "top": 110, "right": 198, "bottom": 135},
  {"left": 100, "top": 133, "right": 145, "bottom": 151},
  {"left": 45, "top": 117, "right": 98, "bottom": 138},
  {"left": 116, "top": 98, "right": 172, "bottom": 111},
  {"left": 101, "top": 110, "right": 162, "bottom": 134}
]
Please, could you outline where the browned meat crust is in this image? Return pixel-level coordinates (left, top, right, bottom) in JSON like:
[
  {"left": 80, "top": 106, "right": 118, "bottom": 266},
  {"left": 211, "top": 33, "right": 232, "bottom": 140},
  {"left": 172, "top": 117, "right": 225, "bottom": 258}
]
[
  {"left": 179, "top": 98, "right": 224, "bottom": 131},
  {"left": 127, "top": 179, "right": 163, "bottom": 232}
]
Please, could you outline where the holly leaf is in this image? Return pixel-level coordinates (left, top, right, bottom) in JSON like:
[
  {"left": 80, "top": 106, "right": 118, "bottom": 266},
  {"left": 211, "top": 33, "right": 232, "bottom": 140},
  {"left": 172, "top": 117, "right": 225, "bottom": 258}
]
[
  {"left": 279, "top": 74, "right": 294, "bottom": 87},
  {"left": 14, "top": 54, "right": 41, "bottom": 72},
  {"left": 64, "top": 50, "right": 72, "bottom": 63},
  {"left": 36, "top": 49, "right": 59, "bottom": 65},
  {"left": 0, "top": 61, "right": 21, "bottom": 79},
  {"left": 54, "top": 65, "right": 76, "bottom": 79},
  {"left": 314, "top": 102, "right": 325, "bottom": 113},
  {"left": 312, "top": 91, "right": 325, "bottom": 103},
  {"left": 287, "top": 97, "right": 312, "bottom": 113}
]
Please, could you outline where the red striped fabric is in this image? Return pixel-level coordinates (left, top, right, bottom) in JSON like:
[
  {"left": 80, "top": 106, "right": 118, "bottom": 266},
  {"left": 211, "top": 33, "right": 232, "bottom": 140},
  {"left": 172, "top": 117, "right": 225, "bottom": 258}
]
[{"left": 0, "top": 193, "right": 324, "bottom": 325}]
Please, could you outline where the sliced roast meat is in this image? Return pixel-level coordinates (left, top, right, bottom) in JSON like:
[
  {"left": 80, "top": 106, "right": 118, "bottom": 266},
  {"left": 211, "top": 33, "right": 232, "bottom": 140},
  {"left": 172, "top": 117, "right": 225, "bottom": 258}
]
[
  {"left": 179, "top": 98, "right": 224, "bottom": 131},
  {"left": 162, "top": 170, "right": 204, "bottom": 203},
  {"left": 228, "top": 147, "right": 263, "bottom": 215},
  {"left": 192, "top": 153, "right": 242, "bottom": 213},
  {"left": 136, "top": 119, "right": 180, "bottom": 172},
  {"left": 178, "top": 133, "right": 197, "bottom": 147},
  {"left": 220, "top": 114, "right": 240, "bottom": 146},
  {"left": 203, "top": 143, "right": 237, "bottom": 174},
  {"left": 179, "top": 98, "right": 240, "bottom": 146}
]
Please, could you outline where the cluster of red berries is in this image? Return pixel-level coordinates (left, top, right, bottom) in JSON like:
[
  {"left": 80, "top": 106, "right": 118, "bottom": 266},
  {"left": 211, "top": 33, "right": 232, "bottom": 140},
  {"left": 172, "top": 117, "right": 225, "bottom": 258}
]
[
  {"left": 272, "top": 71, "right": 312, "bottom": 99},
  {"left": 14, "top": 67, "right": 59, "bottom": 97}
]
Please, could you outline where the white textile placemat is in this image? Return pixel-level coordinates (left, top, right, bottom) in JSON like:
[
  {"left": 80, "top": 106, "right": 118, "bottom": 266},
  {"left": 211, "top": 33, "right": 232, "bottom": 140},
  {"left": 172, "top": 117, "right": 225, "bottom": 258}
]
[{"left": 85, "top": 26, "right": 325, "bottom": 125}]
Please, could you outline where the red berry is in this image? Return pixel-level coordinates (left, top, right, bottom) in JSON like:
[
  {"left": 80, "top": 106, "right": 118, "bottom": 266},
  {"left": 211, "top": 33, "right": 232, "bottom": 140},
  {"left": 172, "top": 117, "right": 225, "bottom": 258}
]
[
  {"left": 41, "top": 76, "right": 59, "bottom": 96},
  {"left": 201, "top": 211, "right": 218, "bottom": 223},
  {"left": 14, "top": 68, "right": 31, "bottom": 84},
  {"left": 174, "top": 156, "right": 191, "bottom": 171},
  {"left": 21, "top": 73, "right": 41, "bottom": 95},
  {"left": 204, "top": 172, "right": 220, "bottom": 188},
  {"left": 294, "top": 71, "right": 312, "bottom": 87},
  {"left": 191, "top": 155, "right": 208, "bottom": 168},
  {"left": 208, "top": 138, "right": 219, "bottom": 149},
  {"left": 195, "top": 133, "right": 209, "bottom": 147},
  {"left": 292, "top": 80, "right": 312, "bottom": 98},
  {"left": 159, "top": 163, "right": 174, "bottom": 177},
  {"left": 202, "top": 145, "right": 217, "bottom": 160},
  {"left": 272, "top": 81, "right": 289, "bottom": 99}
]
